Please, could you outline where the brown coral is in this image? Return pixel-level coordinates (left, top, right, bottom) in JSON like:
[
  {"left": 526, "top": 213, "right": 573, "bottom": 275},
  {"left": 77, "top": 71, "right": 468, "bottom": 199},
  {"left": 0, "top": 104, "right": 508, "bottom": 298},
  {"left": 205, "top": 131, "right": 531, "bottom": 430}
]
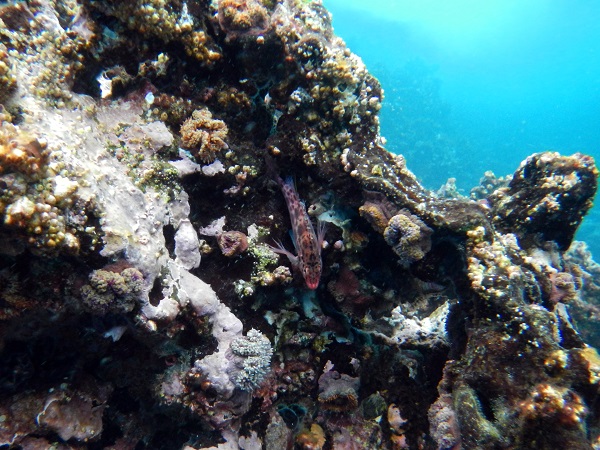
[
  {"left": 217, "top": 0, "right": 271, "bottom": 40},
  {"left": 317, "top": 362, "right": 360, "bottom": 413},
  {"left": 295, "top": 423, "right": 326, "bottom": 450},
  {"left": 180, "top": 108, "right": 228, "bottom": 163},
  {"left": 490, "top": 152, "right": 597, "bottom": 250},
  {"left": 359, "top": 201, "right": 391, "bottom": 235},
  {"left": 548, "top": 271, "right": 578, "bottom": 304},
  {"left": 0, "top": 123, "right": 47, "bottom": 175},
  {"left": 37, "top": 390, "right": 107, "bottom": 442},
  {"left": 0, "top": 120, "right": 87, "bottom": 254},
  {"left": 0, "top": 43, "right": 16, "bottom": 100},
  {"left": 384, "top": 209, "right": 433, "bottom": 266},
  {"left": 470, "top": 170, "right": 511, "bottom": 200},
  {"left": 518, "top": 383, "right": 587, "bottom": 428},
  {"left": 217, "top": 230, "right": 248, "bottom": 257}
]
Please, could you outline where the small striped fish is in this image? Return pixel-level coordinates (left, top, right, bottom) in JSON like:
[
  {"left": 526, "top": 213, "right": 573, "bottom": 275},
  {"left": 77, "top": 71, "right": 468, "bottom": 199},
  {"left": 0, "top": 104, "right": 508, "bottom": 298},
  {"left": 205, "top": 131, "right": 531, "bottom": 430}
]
[{"left": 270, "top": 173, "right": 325, "bottom": 290}]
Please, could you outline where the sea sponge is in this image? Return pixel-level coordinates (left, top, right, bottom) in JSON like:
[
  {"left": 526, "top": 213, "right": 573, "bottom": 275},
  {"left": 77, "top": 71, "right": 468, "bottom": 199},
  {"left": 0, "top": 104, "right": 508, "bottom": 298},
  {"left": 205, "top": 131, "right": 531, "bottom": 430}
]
[{"left": 180, "top": 108, "right": 228, "bottom": 163}]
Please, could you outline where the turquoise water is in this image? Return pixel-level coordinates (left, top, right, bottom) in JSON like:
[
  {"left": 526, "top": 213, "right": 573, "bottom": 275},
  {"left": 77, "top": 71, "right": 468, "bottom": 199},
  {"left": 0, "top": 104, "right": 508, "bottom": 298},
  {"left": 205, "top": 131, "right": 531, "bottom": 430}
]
[{"left": 323, "top": 0, "right": 600, "bottom": 255}]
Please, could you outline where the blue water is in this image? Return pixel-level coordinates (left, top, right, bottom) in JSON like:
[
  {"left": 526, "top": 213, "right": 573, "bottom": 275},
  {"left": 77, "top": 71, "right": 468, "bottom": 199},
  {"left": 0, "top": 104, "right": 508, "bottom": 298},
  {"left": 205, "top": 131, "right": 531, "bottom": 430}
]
[{"left": 323, "top": 0, "right": 600, "bottom": 256}]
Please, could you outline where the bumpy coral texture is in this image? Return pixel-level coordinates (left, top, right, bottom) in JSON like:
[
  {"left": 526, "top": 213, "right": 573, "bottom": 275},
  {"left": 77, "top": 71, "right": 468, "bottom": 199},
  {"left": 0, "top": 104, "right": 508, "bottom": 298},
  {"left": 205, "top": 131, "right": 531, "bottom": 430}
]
[
  {"left": 228, "top": 328, "right": 273, "bottom": 390},
  {"left": 384, "top": 209, "right": 433, "bottom": 266},
  {"left": 180, "top": 108, "right": 229, "bottom": 163},
  {"left": 217, "top": 230, "right": 249, "bottom": 257},
  {"left": 0, "top": 43, "right": 16, "bottom": 100},
  {"left": 217, "top": 0, "right": 271, "bottom": 40},
  {"left": 80, "top": 267, "right": 144, "bottom": 314},
  {"left": 1, "top": 0, "right": 600, "bottom": 449},
  {"left": 0, "top": 119, "right": 87, "bottom": 253},
  {"left": 317, "top": 362, "right": 360, "bottom": 412}
]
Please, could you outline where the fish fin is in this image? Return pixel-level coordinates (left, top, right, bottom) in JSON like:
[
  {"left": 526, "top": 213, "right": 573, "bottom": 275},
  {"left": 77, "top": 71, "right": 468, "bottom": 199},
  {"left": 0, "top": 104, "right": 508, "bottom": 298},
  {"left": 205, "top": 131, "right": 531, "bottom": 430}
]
[
  {"left": 267, "top": 240, "right": 299, "bottom": 267},
  {"left": 317, "top": 219, "right": 327, "bottom": 248},
  {"left": 288, "top": 229, "right": 298, "bottom": 252},
  {"left": 284, "top": 176, "right": 297, "bottom": 191}
]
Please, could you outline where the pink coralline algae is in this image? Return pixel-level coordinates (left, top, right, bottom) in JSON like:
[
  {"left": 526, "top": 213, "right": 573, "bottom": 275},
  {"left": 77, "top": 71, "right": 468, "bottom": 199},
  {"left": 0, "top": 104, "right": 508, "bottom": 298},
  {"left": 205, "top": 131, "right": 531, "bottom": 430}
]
[
  {"left": 37, "top": 389, "right": 108, "bottom": 442},
  {"left": 0, "top": 377, "right": 111, "bottom": 446}
]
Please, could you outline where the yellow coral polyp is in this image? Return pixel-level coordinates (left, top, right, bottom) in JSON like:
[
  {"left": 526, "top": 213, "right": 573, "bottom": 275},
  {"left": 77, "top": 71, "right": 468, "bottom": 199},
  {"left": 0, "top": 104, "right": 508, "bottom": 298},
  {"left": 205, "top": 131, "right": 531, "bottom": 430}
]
[
  {"left": 4, "top": 196, "right": 36, "bottom": 226},
  {"left": 0, "top": 121, "right": 86, "bottom": 254},
  {"left": 359, "top": 202, "right": 389, "bottom": 235},
  {"left": 0, "top": 126, "right": 47, "bottom": 175}
]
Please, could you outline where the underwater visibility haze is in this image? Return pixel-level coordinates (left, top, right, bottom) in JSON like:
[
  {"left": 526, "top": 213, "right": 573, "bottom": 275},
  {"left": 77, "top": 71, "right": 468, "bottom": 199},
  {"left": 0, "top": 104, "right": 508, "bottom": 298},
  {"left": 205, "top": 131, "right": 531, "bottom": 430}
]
[
  {"left": 325, "top": 0, "right": 600, "bottom": 255},
  {"left": 1, "top": 1, "right": 600, "bottom": 449}
]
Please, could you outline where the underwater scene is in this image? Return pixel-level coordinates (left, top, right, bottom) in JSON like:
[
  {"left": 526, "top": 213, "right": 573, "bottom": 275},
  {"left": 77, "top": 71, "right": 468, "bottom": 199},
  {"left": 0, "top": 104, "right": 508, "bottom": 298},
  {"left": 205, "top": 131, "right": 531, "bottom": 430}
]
[
  {"left": 325, "top": 0, "right": 600, "bottom": 257},
  {"left": 0, "top": 1, "right": 599, "bottom": 449}
]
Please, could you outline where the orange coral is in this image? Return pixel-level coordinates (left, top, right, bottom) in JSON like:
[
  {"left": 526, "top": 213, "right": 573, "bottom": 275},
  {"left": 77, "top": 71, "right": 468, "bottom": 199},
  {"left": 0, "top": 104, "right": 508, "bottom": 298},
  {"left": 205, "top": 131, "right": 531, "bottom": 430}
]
[
  {"left": 180, "top": 108, "right": 228, "bottom": 163},
  {"left": 0, "top": 123, "right": 47, "bottom": 175},
  {"left": 295, "top": 423, "right": 326, "bottom": 450},
  {"left": 359, "top": 201, "right": 390, "bottom": 234},
  {"left": 519, "top": 383, "right": 587, "bottom": 428}
]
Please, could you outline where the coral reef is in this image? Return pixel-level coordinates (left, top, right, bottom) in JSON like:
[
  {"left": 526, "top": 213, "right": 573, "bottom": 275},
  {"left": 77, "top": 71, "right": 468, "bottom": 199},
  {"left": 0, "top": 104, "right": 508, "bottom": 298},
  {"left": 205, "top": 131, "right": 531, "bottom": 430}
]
[
  {"left": 228, "top": 328, "right": 273, "bottom": 391},
  {"left": 0, "top": 43, "right": 16, "bottom": 100},
  {"left": 384, "top": 209, "right": 433, "bottom": 266},
  {"left": 317, "top": 361, "right": 360, "bottom": 413},
  {"left": 180, "top": 108, "right": 229, "bottom": 163},
  {"left": 0, "top": 116, "right": 95, "bottom": 254},
  {"left": 490, "top": 152, "right": 597, "bottom": 250},
  {"left": 0, "top": 0, "right": 599, "bottom": 449},
  {"left": 217, "top": 0, "right": 272, "bottom": 41},
  {"left": 80, "top": 265, "right": 144, "bottom": 314},
  {"left": 217, "top": 230, "right": 248, "bottom": 257}
]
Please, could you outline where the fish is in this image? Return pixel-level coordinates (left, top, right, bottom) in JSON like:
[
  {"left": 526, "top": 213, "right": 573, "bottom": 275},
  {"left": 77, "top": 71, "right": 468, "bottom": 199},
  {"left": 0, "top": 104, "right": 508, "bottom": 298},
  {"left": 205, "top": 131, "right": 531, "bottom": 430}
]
[{"left": 269, "top": 171, "right": 325, "bottom": 290}]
